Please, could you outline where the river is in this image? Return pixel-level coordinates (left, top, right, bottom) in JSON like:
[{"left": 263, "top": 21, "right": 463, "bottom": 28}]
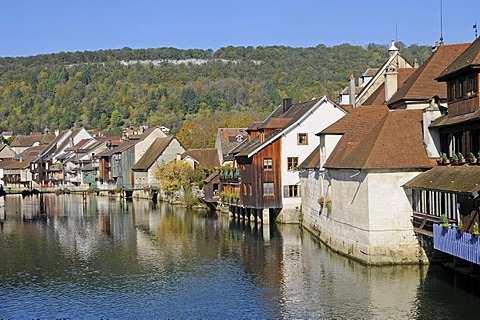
[{"left": 0, "top": 194, "right": 479, "bottom": 319}]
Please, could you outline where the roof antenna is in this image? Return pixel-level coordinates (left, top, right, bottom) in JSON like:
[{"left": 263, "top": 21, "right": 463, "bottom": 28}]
[
  {"left": 395, "top": 22, "right": 398, "bottom": 43},
  {"left": 474, "top": 23, "right": 478, "bottom": 39},
  {"left": 439, "top": 0, "right": 444, "bottom": 45}
]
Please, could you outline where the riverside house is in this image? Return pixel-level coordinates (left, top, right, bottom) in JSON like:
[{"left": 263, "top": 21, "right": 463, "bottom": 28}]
[
  {"left": 232, "top": 97, "right": 349, "bottom": 223},
  {"left": 95, "top": 126, "right": 168, "bottom": 189},
  {"left": 299, "top": 41, "right": 469, "bottom": 264}
]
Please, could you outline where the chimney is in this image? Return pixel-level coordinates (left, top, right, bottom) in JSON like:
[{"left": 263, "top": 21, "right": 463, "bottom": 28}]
[
  {"left": 414, "top": 58, "right": 419, "bottom": 68},
  {"left": 349, "top": 74, "right": 356, "bottom": 108},
  {"left": 432, "top": 41, "right": 439, "bottom": 53},
  {"left": 282, "top": 98, "right": 293, "bottom": 113},
  {"left": 358, "top": 77, "right": 363, "bottom": 87},
  {"left": 384, "top": 65, "right": 398, "bottom": 102}
]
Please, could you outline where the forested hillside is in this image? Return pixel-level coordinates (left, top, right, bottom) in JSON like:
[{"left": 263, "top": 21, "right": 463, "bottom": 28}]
[{"left": 0, "top": 42, "right": 431, "bottom": 147}]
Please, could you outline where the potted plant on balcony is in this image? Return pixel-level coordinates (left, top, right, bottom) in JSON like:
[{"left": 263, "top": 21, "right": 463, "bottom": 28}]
[
  {"left": 473, "top": 222, "right": 480, "bottom": 236},
  {"left": 457, "top": 220, "right": 465, "bottom": 233},
  {"left": 458, "top": 152, "right": 466, "bottom": 164},
  {"left": 441, "top": 214, "right": 449, "bottom": 228},
  {"left": 442, "top": 153, "right": 450, "bottom": 165},
  {"left": 436, "top": 154, "right": 443, "bottom": 165},
  {"left": 469, "top": 152, "right": 477, "bottom": 164},
  {"left": 452, "top": 153, "right": 459, "bottom": 165}
]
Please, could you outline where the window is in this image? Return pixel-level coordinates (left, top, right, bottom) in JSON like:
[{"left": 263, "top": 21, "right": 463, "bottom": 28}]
[
  {"left": 249, "top": 183, "right": 252, "bottom": 195},
  {"left": 263, "top": 158, "right": 273, "bottom": 170},
  {"left": 469, "top": 76, "right": 478, "bottom": 95},
  {"left": 297, "top": 133, "right": 308, "bottom": 145},
  {"left": 461, "top": 78, "right": 468, "bottom": 97},
  {"left": 449, "top": 82, "right": 456, "bottom": 101},
  {"left": 263, "top": 182, "right": 274, "bottom": 195},
  {"left": 287, "top": 157, "right": 299, "bottom": 171},
  {"left": 284, "top": 185, "right": 300, "bottom": 198}
]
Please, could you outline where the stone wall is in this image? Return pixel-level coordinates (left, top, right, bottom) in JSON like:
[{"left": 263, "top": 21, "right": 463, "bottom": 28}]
[{"left": 301, "top": 168, "right": 429, "bottom": 265}]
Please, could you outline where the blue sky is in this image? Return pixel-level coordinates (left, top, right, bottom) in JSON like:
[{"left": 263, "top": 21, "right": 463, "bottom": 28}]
[{"left": 1, "top": 0, "right": 479, "bottom": 57}]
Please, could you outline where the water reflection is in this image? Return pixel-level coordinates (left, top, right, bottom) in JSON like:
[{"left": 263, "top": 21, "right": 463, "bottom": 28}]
[{"left": 0, "top": 194, "right": 480, "bottom": 318}]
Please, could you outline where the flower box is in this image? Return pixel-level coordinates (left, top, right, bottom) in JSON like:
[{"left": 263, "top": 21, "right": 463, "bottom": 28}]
[{"left": 433, "top": 223, "right": 480, "bottom": 264}]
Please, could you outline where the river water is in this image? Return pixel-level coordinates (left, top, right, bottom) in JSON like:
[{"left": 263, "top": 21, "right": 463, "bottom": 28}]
[{"left": 0, "top": 194, "right": 479, "bottom": 319}]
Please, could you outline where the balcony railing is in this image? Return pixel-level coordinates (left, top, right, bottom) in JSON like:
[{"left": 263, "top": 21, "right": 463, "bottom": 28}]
[
  {"left": 433, "top": 223, "right": 480, "bottom": 264},
  {"left": 218, "top": 168, "right": 240, "bottom": 183}
]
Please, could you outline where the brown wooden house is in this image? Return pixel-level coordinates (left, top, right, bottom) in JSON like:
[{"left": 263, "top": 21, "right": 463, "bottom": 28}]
[{"left": 234, "top": 97, "right": 349, "bottom": 223}]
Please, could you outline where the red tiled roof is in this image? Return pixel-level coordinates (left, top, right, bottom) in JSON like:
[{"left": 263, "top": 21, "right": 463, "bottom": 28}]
[
  {"left": 259, "top": 118, "right": 292, "bottom": 129},
  {"left": 322, "top": 106, "right": 436, "bottom": 169},
  {"left": 5, "top": 156, "right": 35, "bottom": 169},
  {"left": 298, "top": 146, "right": 320, "bottom": 169},
  {"left": 182, "top": 148, "right": 220, "bottom": 169},
  {"left": 10, "top": 133, "right": 55, "bottom": 147},
  {"left": 388, "top": 43, "right": 470, "bottom": 106},
  {"left": 437, "top": 37, "right": 480, "bottom": 80}
]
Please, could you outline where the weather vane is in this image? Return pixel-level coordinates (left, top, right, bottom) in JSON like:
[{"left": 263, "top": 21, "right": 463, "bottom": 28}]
[{"left": 474, "top": 23, "right": 478, "bottom": 39}]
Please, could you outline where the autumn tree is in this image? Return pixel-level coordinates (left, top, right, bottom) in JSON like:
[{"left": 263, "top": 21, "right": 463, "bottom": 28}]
[{"left": 154, "top": 161, "right": 193, "bottom": 194}]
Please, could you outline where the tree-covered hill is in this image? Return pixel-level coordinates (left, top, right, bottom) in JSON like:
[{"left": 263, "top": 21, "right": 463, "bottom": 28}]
[{"left": 0, "top": 42, "right": 432, "bottom": 145}]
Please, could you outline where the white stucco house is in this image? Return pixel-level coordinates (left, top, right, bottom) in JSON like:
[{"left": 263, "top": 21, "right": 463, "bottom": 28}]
[
  {"left": 300, "top": 105, "right": 436, "bottom": 264},
  {"left": 131, "top": 136, "right": 185, "bottom": 186}
]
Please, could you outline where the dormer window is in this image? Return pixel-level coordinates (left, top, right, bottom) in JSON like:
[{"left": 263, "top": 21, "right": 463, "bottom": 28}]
[{"left": 235, "top": 134, "right": 244, "bottom": 142}]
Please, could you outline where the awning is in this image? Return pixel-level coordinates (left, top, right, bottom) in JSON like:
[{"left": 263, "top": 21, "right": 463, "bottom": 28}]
[{"left": 403, "top": 166, "right": 480, "bottom": 198}]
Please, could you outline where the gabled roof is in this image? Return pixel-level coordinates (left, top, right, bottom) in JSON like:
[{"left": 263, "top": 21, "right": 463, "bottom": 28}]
[
  {"left": 363, "top": 68, "right": 417, "bottom": 106},
  {"left": 181, "top": 148, "right": 220, "bottom": 169},
  {"left": 437, "top": 37, "right": 480, "bottom": 80},
  {"left": 10, "top": 133, "right": 55, "bottom": 147},
  {"left": 238, "top": 96, "right": 348, "bottom": 158},
  {"left": 216, "top": 128, "right": 247, "bottom": 157},
  {"left": 363, "top": 68, "right": 379, "bottom": 77},
  {"left": 355, "top": 51, "right": 412, "bottom": 104},
  {"left": 0, "top": 160, "right": 15, "bottom": 169},
  {"left": 15, "top": 145, "right": 47, "bottom": 160},
  {"left": 246, "top": 122, "right": 263, "bottom": 132},
  {"left": 96, "top": 129, "right": 161, "bottom": 157},
  {"left": 321, "top": 106, "right": 436, "bottom": 169},
  {"left": 5, "top": 156, "right": 35, "bottom": 169},
  {"left": 340, "top": 86, "right": 363, "bottom": 95},
  {"left": 298, "top": 146, "right": 320, "bottom": 170},
  {"left": 132, "top": 136, "right": 175, "bottom": 171},
  {"left": 388, "top": 43, "right": 470, "bottom": 106},
  {"left": 54, "top": 128, "right": 86, "bottom": 156},
  {"left": 403, "top": 166, "right": 480, "bottom": 197},
  {"left": 96, "top": 140, "right": 137, "bottom": 157}
]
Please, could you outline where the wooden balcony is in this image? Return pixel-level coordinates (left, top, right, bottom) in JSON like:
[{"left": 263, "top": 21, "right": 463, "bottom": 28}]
[{"left": 448, "top": 95, "right": 479, "bottom": 117}]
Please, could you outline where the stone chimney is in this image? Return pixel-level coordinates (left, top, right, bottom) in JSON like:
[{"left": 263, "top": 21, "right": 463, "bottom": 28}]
[
  {"left": 282, "top": 98, "right": 293, "bottom": 113},
  {"left": 358, "top": 77, "right": 363, "bottom": 87},
  {"left": 384, "top": 65, "right": 398, "bottom": 102},
  {"left": 414, "top": 58, "right": 419, "bottom": 68},
  {"left": 388, "top": 41, "right": 398, "bottom": 58},
  {"left": 349, "top": 74, "right": 356, "bottom": 108}
]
